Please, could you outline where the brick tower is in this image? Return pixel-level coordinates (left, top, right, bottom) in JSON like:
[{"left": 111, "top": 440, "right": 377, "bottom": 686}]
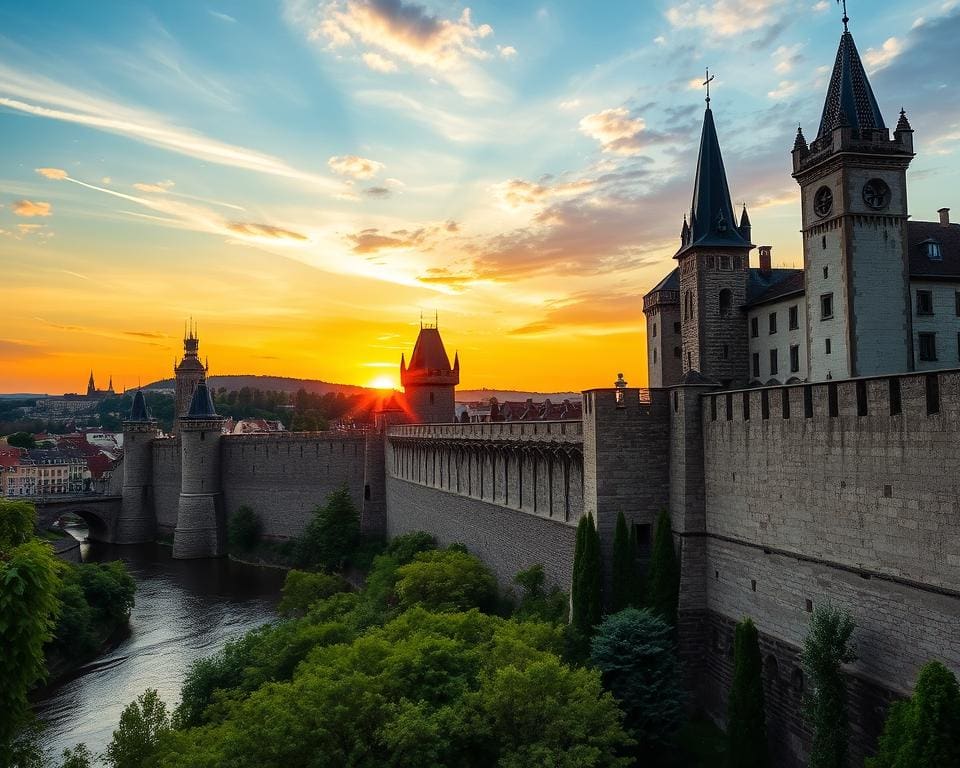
[
  {"left": 173, "top": 319, "right": 207, "bottom": 434},
  {"left": 400, "top": 322, "right": 459, "bottom": 423},
  {"left": 115, "top": 390, "right": 158, "bottom": 543}
]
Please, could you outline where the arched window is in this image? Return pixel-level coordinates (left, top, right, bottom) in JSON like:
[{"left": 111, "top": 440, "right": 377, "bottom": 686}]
[{"left": 719, "top": 289, "right": 732, "bottom": 317}]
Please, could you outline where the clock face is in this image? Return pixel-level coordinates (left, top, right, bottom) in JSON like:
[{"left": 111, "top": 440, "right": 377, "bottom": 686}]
[
  {"left": 814, "top": 186, "right": 833, "bottom": 218},
  {"left": 862, "top": 178, "right": 891, "bottom": 210}
]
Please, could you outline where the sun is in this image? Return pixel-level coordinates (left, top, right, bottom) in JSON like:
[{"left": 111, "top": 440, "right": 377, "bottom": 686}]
[{"left": 368, "top": 375, "right": 398, "bottom": 391}]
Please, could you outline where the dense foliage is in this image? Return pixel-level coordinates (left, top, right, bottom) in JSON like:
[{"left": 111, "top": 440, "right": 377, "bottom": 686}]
[
  {"left": 610, "top": 511, "right": 641, "bottom": 613},
  {"left": 644, "top": 510, "right": 679, "bottom": 626},
  {"left": 277, "top": 570, "right": 350, "bottom": 617},
  {"left": 0, "top": 500, "right": 62, "bottom": 762},
  {"left": 7, "top": 430, "right": 36, "bottom": 448},
  {"left": 106, "top": 689, "right": 172, "bottom": 768},
  {"left": 227, "top": 505, "right": 262, "bottom": 552},
  {"left": 295, "top": 486, "right": 361, "bottom": 571},
  {"left": 802, "top": 604, "right": 857, "bottom": 768},
  {"left": 394, "top": 548, "right": 498, "bottom": 613},
  {"left": 725, "top": 618, "right": 768, "bottom": 768},
  {"left": 866, "top": 661, "right": 960, "bottom": 768},
  {"left": 590, "top": 608, "right": 685, "bottom": 759},
  {"left": 512, "top": 563, "right": 568, "bottom": 624},
  {"left": 571, "top": 512, "right": 602, "bottom": 650}
]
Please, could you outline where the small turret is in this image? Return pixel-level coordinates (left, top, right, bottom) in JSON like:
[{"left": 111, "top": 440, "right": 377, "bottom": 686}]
[
  {"left": 894, "top": 108, "right": 914, "bottom": 153},
  {"left": 117, "top": 389, "right": 159, "bottom": 544},
  {"left": 400, "top": 321, "right": 459, "bottom": 423},
  {"left": 738, "top": 204, "right": 752, "bottom": 243}
]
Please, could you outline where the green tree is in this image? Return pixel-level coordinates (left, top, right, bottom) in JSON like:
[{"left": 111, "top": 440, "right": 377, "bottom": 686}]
[
  {"left": 571, "top": 513, "right": 602, "bottom": 643},
  {"left": 59, "top": 743, "right": 94, "bottom": 768},
  {"left": 296, "top": 485, "right": 360, "bottom": 571},
  {"left": 105, "top": 689, "right": 172, "bottom": 768},
  {"left": 644, "top": 510, "right": 679, "bottom": 625},
  {"left": 6, "top": 431, "right": 36, "bottom": 449},
  {"left": 227, "top": 505, "right": 262, "bottom": 552},
  {"left": 610, "top": 511, "right": 640, "bottom": 612},
  {"left": 513, "top": 563, "right": 567, "bottom": 624},
  {"left": 867, "top": 661, "right": 960, "bottom": 768},
  {"left": 395, "top": 548, "right": 497, "bottom": 613},
  {"left": 589, "top": 608, "right": 685, "bottom": 757},
  {"left": 278, "top": 570, "right": 350, "bottom": 617},
  {"left": 802, "top": 604, "right": 857, "bottom": 768},
  {"left": 386, "top": 531, "right": 437, "bottom": 563},
  {"left": 725, "top": 618, "right": 768, "bottom": 768},
  {"left": 49, "top": 581, "right": 98, "bottom": 659},
  {"left": 0, "top": 500, "right": 62, "bottom": 762}
]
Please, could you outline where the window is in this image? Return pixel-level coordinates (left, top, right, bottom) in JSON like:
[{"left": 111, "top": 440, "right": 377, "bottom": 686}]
[
  {"left": 722, "top": 344, "right": 729, "bottom": 360},
  {"left": 653, "top": 348, "right": 658, "bottom": 364},
  {"left": 790, "top": 344, "right": 800, "bottom": 373},
  {"left": 927, "top": 242, "right": 943, "bottom": 261},
  {"left": 751, "top": 317, "right": 759, "bottom": 338},
  {"left": 823, "top": 265, "right": 828, "bottom": 278},
  {"left": 789, "top": 305, "right": 799, "bottom": 330},
  {"left": 825, "top": 338, "right": 832, "bottom": 354},
  {"left": 674, "top": 321, "right": 681, "bottom": 333},
  {"left": 752, "top": 353, "right": 760, "bottom": 378},
  {"left": 652, "top": 322, "right": 657, "bottom": 338},
  {"left": 720, "top": 255, "right": 731, "bottom": 270},
  {"left": 770, "top": 349, "right": 778, "bottom": 376},
  {"left": 916, "top": 290, "right": 934, "bottom": 315},
  {"left": 769, "top": 312, "right": 777, "bottom": 334},
  {"left": 919, "top": 332, "right": 937, "bottom": 361},
  {"left": 719, "top": 289, "right": 732, "bottom": 317},
  {"left": 820, "top": 293, "right": 834, "bottom": 319}
]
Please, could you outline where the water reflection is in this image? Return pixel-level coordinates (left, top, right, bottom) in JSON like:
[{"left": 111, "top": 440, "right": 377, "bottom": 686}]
[{"left": 35, "top": 527, "right": 284, "bottom": 758}]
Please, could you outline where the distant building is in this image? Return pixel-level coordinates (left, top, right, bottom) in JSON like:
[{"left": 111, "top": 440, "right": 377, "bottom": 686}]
[
  {"left": 230, "top": 418, "right": 286, "bottom": 434},
  {"left": 34, "top": 370, "right": 116, "bottom": 418},
  {"left": 456, "top": 398, "right": 583, "bottom": 423}
]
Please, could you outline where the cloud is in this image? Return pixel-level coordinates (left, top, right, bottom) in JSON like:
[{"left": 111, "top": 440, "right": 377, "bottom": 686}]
[
  {"left": 364, "top": 186, "right": 391, "bottom": 198},
  {"left": 132, "top": 180, "right": 176, "bottom": 193},
  {"left": 347, "top": 226, "right": 429, "bottom": 253},
  {"left": 773, "top": 43, "right": 803, "bottom": 74},
  {"left": 328, "top": 154, "right": 385, "bottom": 179},
  {"left": 497, "top": 45, "right": 517, "bottom": 59},
  {"left": 101, "top": 176, "right": 112, "bottom": 185},
  {"left": 767, "top": 80, "right": 798, "bottom": 100},
  {"left": 35, "top": 167, "right": 67, "bottom": 180},
  {"left": 362, "top": 51, "right": 398, "bottom": 72},
  {"left": 558, "top": 98, "right": 581, "bottom": 111},
  {"left": 122, "top": 330, "right": 167, "bottom": 339},
  {"left": 209, "top": 10, "right": 237, "bottom": 22},
  {"left": 226, "top": 222, "right": 309, "bottom": 241},
  {"left": 416, "top": 266, "right": 477, "bottom": 289},
  {"left": 0, "top": 339, "right": 49, "bottom": 361},
  {"left": 863, "top": 37, "right": 903, "bottom": 73},
  {"left": 665, "top": 0, "right": 789, "bottom": 38},
  {"left": 12, "top": 200, "right": 52, "bottom": 217},
  {"left": 493, "top": 178, "right": 595, "bottom": 209},
  {"left": 579, "top": 107, "right": 655, "bottom": 155}
]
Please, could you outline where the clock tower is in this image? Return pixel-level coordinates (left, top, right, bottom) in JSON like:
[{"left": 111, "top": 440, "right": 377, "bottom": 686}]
[{"left": 792, "top": 18, "right": 915, "bottom": 380}]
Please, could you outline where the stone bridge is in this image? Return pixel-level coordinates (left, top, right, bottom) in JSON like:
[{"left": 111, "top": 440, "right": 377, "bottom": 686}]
[{"left": 34, "top": 494, "right": 123, "bottom": 542}]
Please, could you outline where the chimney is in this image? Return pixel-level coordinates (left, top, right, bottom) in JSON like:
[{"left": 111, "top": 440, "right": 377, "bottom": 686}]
[
  {"left": 939, "top": 208, "right": 950, "bottom": 227},
  {"left": 759, "top": 245, "right": 772, "bottom": 276}
]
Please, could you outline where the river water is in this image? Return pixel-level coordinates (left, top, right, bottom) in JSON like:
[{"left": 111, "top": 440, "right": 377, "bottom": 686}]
[{"left": 34, "top": 528, "right": 285, "bottom": 759}]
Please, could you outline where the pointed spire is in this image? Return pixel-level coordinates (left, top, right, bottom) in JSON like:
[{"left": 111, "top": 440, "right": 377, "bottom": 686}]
[
  {"left": 187, "top": 378, "right": 218, "bottom": 418},
  {"left": 817, "top": 25, "right": 886, "bottom": 139},
  {"left": 678, "top": 103, "right": 751, "bottom": 256},
  {"left": 453, "top": 351, "right": 460, "bottom": 370},
  {"left": 793, "top": 125, "right": 808, "bottom": 151},
  {"left": 400, "top": 353, "right": 407, "bottom": 373},
  {"left": 129, "top": 389, "right": 151, "bottom": 421},
  {"left": 88, "top": 370, "right": 95, "bottom": 386},
  {"left": 680, "top": 215, "right": 690, "bottom": 245},
  {"left": 739, "top": 204, "right": 752, "bottom": 242},
  {"left": 895, "top": 107, "right": 912, "bottom": 133}
]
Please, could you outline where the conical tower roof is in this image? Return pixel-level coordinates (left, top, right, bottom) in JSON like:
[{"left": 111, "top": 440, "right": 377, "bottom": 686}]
[
  {"left": 817, "top": 30, "right": 885, "bottom": 139},
  {"left": 187, "top": 380, "right": 218, "bottom": 418},
  {"left": 400, "top": 326, "right": 459, "bottom": 387},
  {"left": 677, "top": 106, "right": 752, "bottom": 256},
  {"left": 129, "top": 390, "right": 152, "bottom": 421}
]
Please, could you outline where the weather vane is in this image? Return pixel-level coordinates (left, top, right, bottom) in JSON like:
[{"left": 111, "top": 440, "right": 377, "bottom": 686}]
[
  {"left": 703, "top": 68, "right": 715, "bottom": 106},
  {"left": 837, "top": 0, "right": 849, "bottom": 31}
]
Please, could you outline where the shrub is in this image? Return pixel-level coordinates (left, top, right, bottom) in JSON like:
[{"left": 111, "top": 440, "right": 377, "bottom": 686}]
[
  {"left": 295, "top": 486, "right": 360, "bottom": 571},
  {"left": 278, "top": 570, "right": 350, "bottom": 617},
  {"left": 395, "top": 549, "right": 497, "bottom": 613},
  {"left": 513, "top": 564, "right": 567, "bottom": 624},
  {"left": 571, "top": 513, "right": 601, "bottom": 643},
  {"left": 610, "top": 511, "right": 640, "bottom": 613},
  {"left": 589, "top": 608, "right": 685, "bottom": 756},
  {"left": 386, "top": 531, "right": 437, "bottom": 564},
  {"left": 228, "top": 505, "right": 261, "bottom": 552},
  {"left": 725, "top": 618, "right": 768, "bottom": 768},
  {"left": 73, "top": 561, "right": 136, "bottom": 627},
  {"left": 644, "top": 510, "right": 679, "bottom": 625}
]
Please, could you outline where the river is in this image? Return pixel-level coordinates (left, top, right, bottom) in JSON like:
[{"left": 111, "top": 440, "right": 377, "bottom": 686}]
[{"left": 34, "top": 526, "right": 285, "bottom": 760}]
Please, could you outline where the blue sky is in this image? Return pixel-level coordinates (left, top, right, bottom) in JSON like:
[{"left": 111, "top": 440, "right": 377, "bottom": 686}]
[{"left": 1, "top": 0, "right": 958, "bottom": 393}]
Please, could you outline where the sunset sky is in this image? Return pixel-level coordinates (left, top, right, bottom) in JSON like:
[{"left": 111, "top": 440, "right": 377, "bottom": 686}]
[{"left": 2, "top": 0, "right": 958, "bottom": 394}]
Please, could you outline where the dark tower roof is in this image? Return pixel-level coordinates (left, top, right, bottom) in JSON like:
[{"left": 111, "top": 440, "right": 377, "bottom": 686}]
[
  {"left": 817, "top": 30, "right": 886, "bottom": 139},
  {"left": 187, "top": 379, "right": 218, "bottom": 418},
  {"left": 676, "top": 106, "right": 752, "bottom": 257},
  {"left": 129, "top": 390, "right": 151, "bottom": 420},
  {"left": 400, "top": 326, "right": 459, "bottom": 387}
]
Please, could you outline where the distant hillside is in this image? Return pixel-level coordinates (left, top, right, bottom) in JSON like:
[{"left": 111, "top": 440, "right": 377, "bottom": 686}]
[{"left": 145, "top": 375, "right": 370, "bottom": 396}]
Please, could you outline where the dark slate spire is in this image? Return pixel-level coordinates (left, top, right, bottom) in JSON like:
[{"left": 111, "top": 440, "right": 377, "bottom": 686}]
[
  {"left": 895, "top": 108, "right": 912, "bottom": 133},
  {"left": 793, "top": 125, "right": 807, "bottom": 152},
  {"left": 739, "top": 204, "right": 752, "bottom": 242},
  {"left": 129, "top": 389, "right": 151, "bottom": 421},
  {"left": 677, "top": 106, "right": 751, "bottom": 256},
  {"left": 817, "top": 30, "right": 886, "bottom": 139},
  {"left": 187, "top": 379, "right": 218, "bottom": 418}
]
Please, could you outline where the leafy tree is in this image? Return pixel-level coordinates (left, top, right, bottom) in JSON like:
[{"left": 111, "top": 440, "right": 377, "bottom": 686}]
[
  {"left": 513, "top": 563, "right": 567, "bottom": 624},
  {"left": 725, "top": 618, "right": 768, "bottom": 768},
  {"left": 0, "top": 500, "right": 62, "bottom": 762},
  {"left": 386, "top": 531, "right": 437, "bottom": 563},
  {"left": 105, "top": 688, "right": 172, "bottom": 768},
  {"left": 802, "top": 604, "right": 857, "bottom": 768},
  {"left": 644, "top": 510, "right": 679, "bottom": 625},
  {"left": 50, "top": 581, "right": 98, "bottom": 659},
  {"left": 296, "top": 485, "right": 360, "bottom": 571},
  {"left": 395, "top": 548, "right": 497, "bottom": 613},
  {"left": 227, "top": 505, "right": 261, "bottom": 552},
  {"left": 278, "top": 570, "right": 350, "bottom": 617},
  {"left": 73, "top": 560, "right": 136, "bottom": 626},
  {"left": 59, "top": 743, "right": 94, "bottom": 768},
  {"left": 867, "top": 661, "right": 960, "bottom": 768},
  {"left": 610, "top": 511, "right": 640, "bottom": 612},
  {"left": 571, "top": 513, "right": 602, "bottom": 644},
  {"left": 6, "top": 431, "right": 36, "bottom": 449},
  {"left": 589, "top": 608, "right": 685, "bottom": 757}
]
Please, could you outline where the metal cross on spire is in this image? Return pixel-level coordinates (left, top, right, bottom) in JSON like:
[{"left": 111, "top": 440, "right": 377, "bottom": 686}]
[
  {"left": 837, "top": 0, "right": 849, "bottom": 31},
  {"left": 703, "top": 68, "right": 715, "bottom": 106}
]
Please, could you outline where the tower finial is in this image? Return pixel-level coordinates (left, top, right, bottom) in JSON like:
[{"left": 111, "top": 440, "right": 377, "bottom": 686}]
[
  {"left": 703, "top": 67, "right": 715, "bottom": 106},
  {"left": 838, "top": 0, "right": 849, "bottom": 32}
]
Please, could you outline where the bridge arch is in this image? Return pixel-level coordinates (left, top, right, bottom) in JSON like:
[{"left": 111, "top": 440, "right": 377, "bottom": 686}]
[
  {"left": 34, "top": 496, "right": 122, "bottom": 543},
  {"left": 54, "top": 508, "right": 111, "bottom": 541}
]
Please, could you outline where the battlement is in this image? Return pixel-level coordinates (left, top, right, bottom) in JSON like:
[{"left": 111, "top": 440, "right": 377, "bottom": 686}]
[
  {"left": 223, "top": 430, "right": 369, "bottom": 444},
  {"left": 388, "top": 420, "right": 583, "bottom": 445}
]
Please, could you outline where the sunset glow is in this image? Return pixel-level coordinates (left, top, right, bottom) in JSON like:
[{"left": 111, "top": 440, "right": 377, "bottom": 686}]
[{"left": 1, "top": 1, "right": 957, "bottom": 394}]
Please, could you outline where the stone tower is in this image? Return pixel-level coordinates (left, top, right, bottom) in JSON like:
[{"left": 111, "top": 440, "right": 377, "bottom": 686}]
[
  {"left": 115, "top": 390, "right": 158, "bottom": 544},
  {"left": 792, "top": 18, "right": 914, "bottom": 380},
  {"left": 87, "top": 370, "right": 96, "bottom": 397},
  {"left": 676, "top": 98, "right": 754, "bottom": 387},
  {"left": 643, "top": 269, "right": 682, "bottom": 388},
  {"left": 400, "top": 323, "right": 459, "bottom": 423},
  {"left": 172, "top": 379, "right": 226, "bottom": 559},
  {"left": 173, "top": 319, "right": 207, "bottom": 434}
]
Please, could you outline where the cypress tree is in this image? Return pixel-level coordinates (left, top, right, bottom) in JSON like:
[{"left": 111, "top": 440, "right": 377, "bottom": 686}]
[
  {"left": 611, "top": 511, "right": 637, "bottom": 612},
  {"left": 725, "top": 618, "right": 768, "bottom": 768},
  {"left": 571, "top": 513, "right": 602, "bottom": 638},
  {"left": 644, "top": 510, "right": 679, "bottom": 625}
]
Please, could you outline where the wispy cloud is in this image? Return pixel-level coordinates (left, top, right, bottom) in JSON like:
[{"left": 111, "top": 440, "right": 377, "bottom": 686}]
[
  {"left": 132, "top": 180, "right": 176, "bottom": 193},
  {"left": 12, "top": 200, "right": 52, "bottom": 217},
  {"left": 328, "top": 154, "right": 385, "bottom": 179},
  {"left": 665, "top": 0, "right": 789, "bottom": 38},
  {"left": 226, "top": 222, "right": 308, "bottom": 241},
  {"left": 864, "top": 37, "right": 903, "bottom": 73},
  {"left": 209, "top": 10, "right": 237, "bottom": 23}
]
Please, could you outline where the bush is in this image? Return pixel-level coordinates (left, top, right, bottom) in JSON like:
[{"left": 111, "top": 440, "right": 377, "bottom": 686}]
[
  {"left": 725, "top": 618, "right": 768, "bottom": 768},
  {"left": 395, "top": 548, "right": 497, "bottom": 613},
  {"left": 50, "top": 582, "right": 98, "bottom": 659},
  {"left": 644, "top": 510, "right": 679, "bottom": 625},
  {"left": 513, "top": 564, "right": 568, "bottom": 624},
  {"left": 278, "top": 570, "right": 350, "bottom": 617},
  {"left": 386, "top": 531, "right": 437, "bottom": 564},
  {"left": 571, "top": 513, "right": 601, "bottom": 646},
  {"left": 295, "top": 486, "right": 360, "bottom": 571},
  {"left": 228, "top": 506, "right": 261, "bottom": 552},
  {"left": 73, "top": 561, "right": 136, "bottom": 627},
  {"left": 611, "top": 511, "right": 640, "bottom": 613},
  {"left": 589, "top": 608, "right": 685, "bottom": 757}
]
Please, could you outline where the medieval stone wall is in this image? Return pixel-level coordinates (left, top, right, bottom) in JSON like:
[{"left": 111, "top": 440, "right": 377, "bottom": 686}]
[{"left": 152, "top": 438, "right": 181, "bottom": 534}]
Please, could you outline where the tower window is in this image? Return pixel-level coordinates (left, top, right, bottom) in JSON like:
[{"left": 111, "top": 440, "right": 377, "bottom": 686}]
[
  {"left": 652, "top": 322, "right": 658, "bottom": 338},
  {"left": 719, "top": 289, "right": 732, "bottom": 317},
  {"left": 919, "top": 332, "right": 937, "bottom": 362},
  {"left": 822, "top": 237, "right": 827, "bottom": 252},
  {"left": 916, "top": 290, "right": 934, "bottom": 316},
  {"left": 769, "top": 349, "right": 778, "bottom": 376},
  {"left": 653, "top": 348, "right": 658, "bottom": 364},
  {"left": 825, "top": 338, "right": 832, "bottom": 354},
  {"left": 789, "top": 305, "right": 799, "bottom": 330},
  {"left": 820, "top": 293, "right": 834, "bottom": 320},
  {"left": 752, "top": 353, "right": 760, "bottom": 379},
  {"left": 769, "top": 312, "right": 777, "bottom": 334},
  {"left": 823, "top": 265, "right": 828, "bottom": 278},
  {"left": 751, "top": 317, "right": 759, "bottom": 338},
  {"left": 720, "top": 255, "right": 731, "bottom": 270},
  {"left": 790, "top": 345, "right": 800, "bottom": 373}
]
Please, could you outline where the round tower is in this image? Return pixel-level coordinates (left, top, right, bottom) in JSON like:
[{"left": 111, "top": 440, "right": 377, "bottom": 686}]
[
  {"left": 172, "top": 379, "right": 226, "bottom": 559},
  {"left": 400, "top": 323, "right": 459, "bottom": 423},
  {"left": 173, "top": 319, "right": 207, "bottom": 434},
  {"left": 115, "top": 390, "right": 158, "bottom": 543}
]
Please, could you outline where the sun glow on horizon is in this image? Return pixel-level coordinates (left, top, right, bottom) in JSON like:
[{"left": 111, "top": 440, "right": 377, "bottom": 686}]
[{"left": 368, "top": 374, "right": 399, "bottom": 391}]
